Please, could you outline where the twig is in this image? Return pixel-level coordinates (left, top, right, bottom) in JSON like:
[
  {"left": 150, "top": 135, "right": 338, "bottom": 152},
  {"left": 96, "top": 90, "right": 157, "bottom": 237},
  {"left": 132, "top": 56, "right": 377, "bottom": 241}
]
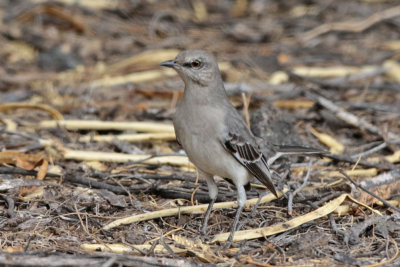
[
  {"left": 288, "top": 71, "right": 400, "bottom": 92},
  {"left": 328, "top": 213, "right": 350, "bottom": 243},
  {"left": 120, "top": 239, "right": 146, "bottom": 255},
  {"left": 307, "top": 91, "right": 400, "bottom": 141},
  {"left": 159, "top": 234, "right": 176, "bottom": 257},
  {"left": 344, "top": 217, "right": 388, "bottom": 246},
  {"left": 110, "top": 178, "right": 135, "bottom": 206},
  {"left": 293, "top": 159, "right": 312, "bottom": 196},
  {"left": 145, "top": 240, "right": 159, "bottom": 257},
  {"left": 288, "top": 159, "right": 312, "bottom": 215},
  {"left": 287, "top": 192, "right": 294, "bottom": 215},
  {"left": 101, "top": 256, "right": 116, "bottom": 267},
  {"left": 23, "top": 235, "right": 33, "bottom": 252},
  {"left": 351, "top": 142, "right": 388, "bottom": 159},
  {"left": 74, "top": 204, "right": 112, "bottom": 251},
  {"left": 0, "top": 129, "right": 41, "bottom": 141},
  {"left": 338, "top": 169, "right": 400, "bottom": 213},
  {"left": 64, "top": 174, "right": 139, "bottom": 195},
  {"left": 301, "top": 5, "right": 400, "bottom": 41},
  {"left": 249, "top": 191, "right": 265, "bottom": 217},
  {"left": 0, "top": 167, "right": 60, "bottom": 177},
  {"left": 0, "top": 194, "right": 16, "bottom": 218},
  {"left": 5, "top": 196, "right": 15, "bottom": 218},
  {"left": 338, "top": 101, "right": 400, "bottom": 114},
  {"left": 323, "top": 153, "right": 391, "bottom": 170},
  {"left": 105, "top": 173, "right": 199, "bottom": 184},
  {"left": 312, "top": 192, "right": 344, "bottom": 207},
  {"left": 0, "top": 102, "right": 63, "bottom": 120}
]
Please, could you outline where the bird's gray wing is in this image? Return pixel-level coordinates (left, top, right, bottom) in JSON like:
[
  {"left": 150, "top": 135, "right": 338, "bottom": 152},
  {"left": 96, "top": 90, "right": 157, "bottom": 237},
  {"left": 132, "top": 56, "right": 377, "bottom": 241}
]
[{"left": 222, "top": 132, "right": 278, "bottom": 197}]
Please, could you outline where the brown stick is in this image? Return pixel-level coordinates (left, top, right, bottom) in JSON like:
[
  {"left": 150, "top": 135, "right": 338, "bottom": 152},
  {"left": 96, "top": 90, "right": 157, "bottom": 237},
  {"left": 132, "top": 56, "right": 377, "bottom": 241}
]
[
  {"left": 307, "top": 91, "right": 400, "bottom": 141},
  {"left": 302, "top": 5, "right": 400, "bottom": 41},
  {"left": 338, "top": 169, "right": 400, "bottom": 213}
]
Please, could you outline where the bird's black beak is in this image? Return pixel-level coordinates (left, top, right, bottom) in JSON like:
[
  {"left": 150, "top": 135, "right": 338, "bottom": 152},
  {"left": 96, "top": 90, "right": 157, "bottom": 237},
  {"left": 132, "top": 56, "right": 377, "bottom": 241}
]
[{"left": 160, "top": 60, "right": 176, "bottom": 68}]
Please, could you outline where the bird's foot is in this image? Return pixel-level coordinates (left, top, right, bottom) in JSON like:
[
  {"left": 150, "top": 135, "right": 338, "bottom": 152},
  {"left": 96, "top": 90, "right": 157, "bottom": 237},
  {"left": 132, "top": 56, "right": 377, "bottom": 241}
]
[
  {"left": 199, "top": 231, "right": 207, "bottom": 242},
  {"left": 221, "top": 233, "right": 234, "bottom": 250},
  {"left": 199, "top": 225, "right": 207, "bottom": 236}
]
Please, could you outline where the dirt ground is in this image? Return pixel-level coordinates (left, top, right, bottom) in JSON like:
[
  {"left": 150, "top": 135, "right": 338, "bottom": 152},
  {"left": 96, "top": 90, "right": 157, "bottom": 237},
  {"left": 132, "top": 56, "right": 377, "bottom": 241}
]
[{"left": 1, "top": 0, "right": 400, "bottom": 266}]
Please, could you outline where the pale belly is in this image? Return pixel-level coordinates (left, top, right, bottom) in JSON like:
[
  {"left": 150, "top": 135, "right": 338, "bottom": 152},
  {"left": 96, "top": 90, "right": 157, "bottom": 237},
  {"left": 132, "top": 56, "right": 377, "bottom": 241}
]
[{"left": 173, "top": 105, "right": 250, "bottom": 184}]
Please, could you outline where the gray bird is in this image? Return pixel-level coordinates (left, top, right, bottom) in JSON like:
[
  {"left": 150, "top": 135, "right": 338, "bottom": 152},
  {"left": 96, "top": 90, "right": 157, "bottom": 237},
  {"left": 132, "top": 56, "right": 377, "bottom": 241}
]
[{"left": 160, "top": 50, "right": 321, "bottom": 245}]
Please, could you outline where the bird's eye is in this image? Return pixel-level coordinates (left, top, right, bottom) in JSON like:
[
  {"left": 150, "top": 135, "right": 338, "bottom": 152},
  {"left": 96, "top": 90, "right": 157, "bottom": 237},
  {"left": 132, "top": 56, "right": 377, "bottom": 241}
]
[{"left": 191, "top": 60, "right": 201, "bottom": 68}]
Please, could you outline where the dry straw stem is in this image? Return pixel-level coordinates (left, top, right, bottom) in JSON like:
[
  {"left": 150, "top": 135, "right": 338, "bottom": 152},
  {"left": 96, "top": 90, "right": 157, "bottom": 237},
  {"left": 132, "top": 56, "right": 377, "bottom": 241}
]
[
  {"left": 211, "top": 193, "right": 382, "bottom": 243},
  {"left": 0, "top": 103, "right": 64, "bottom": 120},
  {"left": 2, "top": 118, "right": 17, "bottom": 131},
  {"left": 269, "top": 71, "right": 289, "bottom": 85},
  {"left": 80, "top": 243, "right": 186, "bottom": 255},
  {"left": 383, "top": 39, "right": 400, "bottom": 50},
  {"left": 273, "top": 99, "right": 315, "bottom": 109},
  {"left": 292, "top": 65, "right": 377, "bottom": 78},
  {"left": 384, "top": 150, "right": 400, "bottom": 163},
  {"left": 63, "top": 149, "right": 193, "bottom": 168},
  {"left": 192, "top": 1, "right": 208, "bottom": 22},
  {"left": 103, "top": 190, "right": 286, "bottom": 230},
  {"left": 32, "top": 0, "right": 122, "bottom": 10},
  {"left": 79, "top": 132, "right": 176, "bottom": 143},
  {"left": 366, "top": 150, "right": 400, "bottom": 163},
  {"left": 39, "top": 120, "right": 175, "bottom": 133},
  {"left": 301, "top": 5, "right": 400, "bottom": 41},
  {"left": 309, "top": 126, "right": 344, "bottom": 154},
  {"left": 326, "top": 168, "right": 378, "bottom": 177},
  {"left": 383, "top": 59, "right": 400, "bottom": 83}
]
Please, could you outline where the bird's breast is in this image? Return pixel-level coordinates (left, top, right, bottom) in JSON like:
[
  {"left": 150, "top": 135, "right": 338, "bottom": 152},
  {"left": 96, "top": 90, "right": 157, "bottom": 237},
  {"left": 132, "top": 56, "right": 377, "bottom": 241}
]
[
  {"left": 173, "top": 104, "right": 249, "bottom": 182},
  {"left": 173, "top": 104, "right": 224, "bottom": 154}
]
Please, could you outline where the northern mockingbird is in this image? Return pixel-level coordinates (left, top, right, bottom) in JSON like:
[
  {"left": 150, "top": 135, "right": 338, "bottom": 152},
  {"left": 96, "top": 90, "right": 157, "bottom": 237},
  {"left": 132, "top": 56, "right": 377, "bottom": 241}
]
[{"left": 161, "top": 50, "right": 322, "bottom": 245}]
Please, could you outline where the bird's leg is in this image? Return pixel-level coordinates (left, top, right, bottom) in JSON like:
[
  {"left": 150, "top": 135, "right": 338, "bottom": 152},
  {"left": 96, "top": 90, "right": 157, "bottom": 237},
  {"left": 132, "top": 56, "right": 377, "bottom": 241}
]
[
  {"left": 224, "top": 183, "right": 246, "bottom": 248},
  {"left": 250, "top": 191, "right": 265, "bottom": 217},
  {"left": 237, "top": 191, "right": 264, "bottom": 231},
  {"left": 200, "top": 171, "right": 218, "bottom": 235},
  {"left": 201, "top": 198, "right": 216, "bottom": 235}
]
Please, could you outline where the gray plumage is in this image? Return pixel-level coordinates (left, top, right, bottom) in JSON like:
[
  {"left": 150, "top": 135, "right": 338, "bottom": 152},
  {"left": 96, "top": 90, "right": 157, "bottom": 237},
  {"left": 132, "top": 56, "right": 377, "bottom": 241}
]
[{"left": 161, "top": 50, "right": 279, "bottom": 244}]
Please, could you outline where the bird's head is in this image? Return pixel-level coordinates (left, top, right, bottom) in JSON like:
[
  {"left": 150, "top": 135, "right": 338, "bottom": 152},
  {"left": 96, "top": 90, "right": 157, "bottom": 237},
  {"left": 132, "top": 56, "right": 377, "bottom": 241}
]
[{"left": 160, "top": 50, "right": 221, "bottom": 87}]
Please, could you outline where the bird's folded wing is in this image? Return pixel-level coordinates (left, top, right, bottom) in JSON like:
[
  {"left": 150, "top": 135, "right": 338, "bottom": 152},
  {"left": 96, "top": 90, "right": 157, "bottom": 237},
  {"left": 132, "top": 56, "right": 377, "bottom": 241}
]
[{"left": 222, "top": 133, "right": 278, "bottom": 197}]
